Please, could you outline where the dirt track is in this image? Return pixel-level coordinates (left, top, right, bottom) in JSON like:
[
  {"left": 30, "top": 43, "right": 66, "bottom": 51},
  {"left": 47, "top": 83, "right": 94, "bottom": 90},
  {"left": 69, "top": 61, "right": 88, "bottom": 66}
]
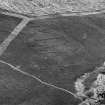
[{"left": 0, "top": 12, "right": 105, "bottom": 105}]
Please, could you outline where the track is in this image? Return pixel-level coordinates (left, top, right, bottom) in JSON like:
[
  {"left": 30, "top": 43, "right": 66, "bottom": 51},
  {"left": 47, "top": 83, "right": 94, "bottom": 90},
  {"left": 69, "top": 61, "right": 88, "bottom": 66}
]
[{"left": 0, "top": 1, "right": 105, "bottom": 105}]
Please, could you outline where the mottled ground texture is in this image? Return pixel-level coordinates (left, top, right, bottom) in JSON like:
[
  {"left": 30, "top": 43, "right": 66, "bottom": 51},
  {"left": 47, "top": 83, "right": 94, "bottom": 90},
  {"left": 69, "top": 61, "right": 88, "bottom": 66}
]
[{"left": 0, "top": 13, "right": 105, "bottom": 105}]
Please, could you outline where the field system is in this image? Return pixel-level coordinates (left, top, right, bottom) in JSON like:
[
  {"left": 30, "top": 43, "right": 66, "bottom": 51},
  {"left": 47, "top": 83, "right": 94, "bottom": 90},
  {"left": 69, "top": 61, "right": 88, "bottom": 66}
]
[{"left": 0, "top": 0, "right": 105, "bottom": 105}]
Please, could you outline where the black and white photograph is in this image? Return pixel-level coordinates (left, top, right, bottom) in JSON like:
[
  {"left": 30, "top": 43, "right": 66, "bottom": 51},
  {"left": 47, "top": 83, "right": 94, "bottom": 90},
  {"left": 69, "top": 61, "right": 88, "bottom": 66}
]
[{"left": 0, "top": 0, "right": 105, "bottom": 105}]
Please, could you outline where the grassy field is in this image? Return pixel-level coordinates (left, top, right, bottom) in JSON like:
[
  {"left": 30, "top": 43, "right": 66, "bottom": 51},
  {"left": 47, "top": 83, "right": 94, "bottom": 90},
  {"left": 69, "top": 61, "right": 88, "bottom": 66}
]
[
  {"left": 0, "top": 13, "right": 105, "bottom": 105},
  {"left": 0, "top": 14, "right": 21, "bottom": 43}
]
